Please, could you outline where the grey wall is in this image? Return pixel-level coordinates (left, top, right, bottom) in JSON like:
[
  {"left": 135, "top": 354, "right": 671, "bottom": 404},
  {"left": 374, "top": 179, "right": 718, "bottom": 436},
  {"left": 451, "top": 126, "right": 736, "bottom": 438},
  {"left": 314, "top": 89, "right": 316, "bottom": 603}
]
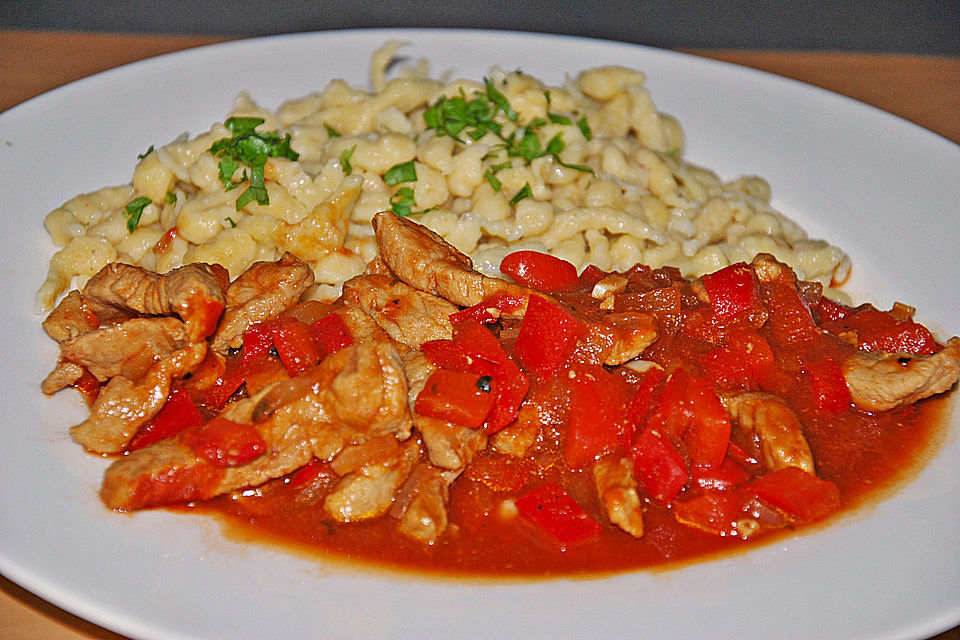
[{"left": 3, "top": 0, "right": 958, "bottom": 55}]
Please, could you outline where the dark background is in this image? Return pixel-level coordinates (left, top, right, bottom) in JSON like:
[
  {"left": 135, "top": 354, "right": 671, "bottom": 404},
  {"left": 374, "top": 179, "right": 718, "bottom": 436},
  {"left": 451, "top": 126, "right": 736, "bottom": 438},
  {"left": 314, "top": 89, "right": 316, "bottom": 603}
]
[{"left": 2, "top": 0, "right": 959, "bottom": 55}]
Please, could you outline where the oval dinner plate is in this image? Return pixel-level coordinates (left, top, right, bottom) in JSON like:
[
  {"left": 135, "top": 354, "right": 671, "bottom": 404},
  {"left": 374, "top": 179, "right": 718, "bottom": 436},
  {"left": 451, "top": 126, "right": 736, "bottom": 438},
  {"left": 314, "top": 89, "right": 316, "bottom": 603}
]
[{"left": 0, "top": 29, "right": 957, "bottom": 640}]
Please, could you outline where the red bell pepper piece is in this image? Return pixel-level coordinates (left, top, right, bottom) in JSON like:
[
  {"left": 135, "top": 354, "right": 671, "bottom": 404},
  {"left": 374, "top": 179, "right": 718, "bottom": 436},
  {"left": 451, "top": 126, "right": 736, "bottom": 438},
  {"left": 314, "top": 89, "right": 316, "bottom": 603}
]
[
  {"left": 702, "top": 263, "right": 764, "bottom": 322},
  {"left": 631, "top": 427, "right": 689, "bottom": 503},
  {"left": 449, "top": 293, "right": 526, "bottom": 325},
  {"left": 673, "top": 490, "right": 748, "bottom": 536},
  {"left": 128, "top": 388, "right": 205, "bottom": 451},
  {"left": 272, "top": 318, "right": 322, "bottom": 376},
  {"left": 805, "top": 358, "right": 853, "bottom": 415},
  {"left": 513, "top": 295, "right": 582, "bottom": 381},
  {"left": 761, "top": 280, "right": 821, "bottom": 344},
  {"left": 563, "top": 364, "right": 630, "bottom": 468},
  {"left": 692, "top": 456, "right": 751, "bottom": 491},
  {"left": 577, "top": 264, "right": 606, "bottom": 289},
  {"left": 414, "top": 369, "right": 497, "bottom": 428},
  {"left": 622, "top": 367, "right": 667, "bottom": 449},
  {"left": 242, "top": 320, "right": 279, "bottom": 362},
  {"left": 700, "top": 329, "right": 776, "bottom": 391},
  {"left": 514, "top": 482, "right": 602, "bottom": 546},
  {"left": 683, "top": 377, "right": 732, "bottom": 469},
  {"left": 645, "top": 368, "right": 693, "bottom": 441},
  {"left": 500, "top": 250, "right": 580, "bottom": 293},
  {"left": 745, "top": 467, "right": 841, "bottom": 522},
  {"left": 420, "top": 339, "right": 475, "bottom": 371},
  {"left": 310, "top": 313, "right": 354, "bottom": 357},
  {"left": 182, "top": 416, "right": 268, "bottom": 468}
]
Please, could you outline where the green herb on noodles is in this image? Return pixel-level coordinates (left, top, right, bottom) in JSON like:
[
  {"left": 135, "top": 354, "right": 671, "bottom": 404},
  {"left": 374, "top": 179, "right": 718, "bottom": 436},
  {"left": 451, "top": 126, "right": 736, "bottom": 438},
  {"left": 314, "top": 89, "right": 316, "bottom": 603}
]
[
  {"left": 124, "top": 197, "right": 152, "bottom": 233},
  {"left": 509, "top": 183, "right": 533, "bottom": 205},
  {"left": 340, "top": 145, "right": 356, "bottom": 175},
  {"left": 384, "top": 160, "right": 417, "bottom": 186}
]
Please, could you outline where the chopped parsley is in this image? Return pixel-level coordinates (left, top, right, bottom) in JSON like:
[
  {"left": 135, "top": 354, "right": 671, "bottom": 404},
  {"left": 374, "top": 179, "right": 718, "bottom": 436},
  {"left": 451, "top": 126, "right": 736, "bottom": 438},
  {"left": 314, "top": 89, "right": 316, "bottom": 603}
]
[
  {"left": 224, "top": 216, "right": 238, "bottom": 228},
  {"left": 209, "top": 116, "right": 299, "bottom": 211},
  {"left": 137, "top": 145, "right": 155, "bottom": 160},
  {"left": 164, "top": 191, "right": 177, "bottom": 204},
  {"left": 509, "top": 183, "right": 533, "bottom": 205},
  {"left": 384, "top": 160, "right": 417, "bottom": 186},
  {"left": 124, "top": 197, "right": 152, "bottom": 233},
  {"left": 484, "top": 169, "right": 502, "bottom": 192},
  {"left": 340, "top": 145, "right": 356, "bottom": 175},
  {"left": 324, "top": 123, "right": 341, "bottom": 137},
  {"left": 390, "top": 187, "right": 418, "bottom": 217}
]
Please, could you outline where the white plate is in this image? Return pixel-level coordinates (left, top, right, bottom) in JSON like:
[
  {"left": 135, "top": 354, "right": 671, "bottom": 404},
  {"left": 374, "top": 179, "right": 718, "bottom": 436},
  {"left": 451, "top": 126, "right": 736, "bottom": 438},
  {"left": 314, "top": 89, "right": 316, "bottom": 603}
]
[{"left": 1, "top": 29, "right": 958, "bottom": 640}]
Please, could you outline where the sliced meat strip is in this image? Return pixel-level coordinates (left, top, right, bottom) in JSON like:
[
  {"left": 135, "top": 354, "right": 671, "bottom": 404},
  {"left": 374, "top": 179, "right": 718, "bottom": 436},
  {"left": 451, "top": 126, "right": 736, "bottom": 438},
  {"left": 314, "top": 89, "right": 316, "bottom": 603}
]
[
  {"left": 372, "top": 211, "right": 533, "bottom": 313},
  {"left": 41, "top": 360, "right": 86, "bottom": 395},
  {"left": 593, "top": 311, "right": 659, "bottom": 366},
  {"left": 42, "top": 290, "right": 101, "bottom": 344},
  {"left": 100, "top": 340, "right": 412, "bottom": 510},
  {"left": 59, "top": 317, "right": 190, "bottom": 382},
  {"left": 490, "top": 402, "right": 540, "bottom": 458},
  {"left": 842, "top": 337, "right": 960, "bottom": 412},
  {"left": 721, "top": 392, "right": 815, "bottom": 474},
  {"left": 324, "top": 438, "right": 421, "bottom": 522},
  {"left": 70, "top": 342, "right": 208, "bottom": 455},
  {"left": 341, "top": 273, "right": 457, "bottom": 348},
  {"left": 397, "top": 464, "right": 455, "bottom": 544},
  {"left": 210, "top": 253, "right": 314, "bottom": 352},
  {"left": 593, "top": 454, "right": 645, "bottom": 538},
  {"left": 82, "top": 262, "right": 228, "bottom": 341}
]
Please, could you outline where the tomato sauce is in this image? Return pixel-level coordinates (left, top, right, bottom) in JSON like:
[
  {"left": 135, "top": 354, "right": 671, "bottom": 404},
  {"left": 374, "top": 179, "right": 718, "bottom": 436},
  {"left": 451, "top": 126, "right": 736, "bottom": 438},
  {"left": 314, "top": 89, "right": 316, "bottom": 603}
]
[{"left": 175, "top": 258, "right": 954, "bottom": 577}]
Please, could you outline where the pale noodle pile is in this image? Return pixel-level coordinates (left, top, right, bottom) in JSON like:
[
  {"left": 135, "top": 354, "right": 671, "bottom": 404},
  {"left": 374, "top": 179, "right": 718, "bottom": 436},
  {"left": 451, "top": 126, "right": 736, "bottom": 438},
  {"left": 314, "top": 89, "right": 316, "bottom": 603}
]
[{"left": 37, "top": 42, "right": 850, "bottom": 313}]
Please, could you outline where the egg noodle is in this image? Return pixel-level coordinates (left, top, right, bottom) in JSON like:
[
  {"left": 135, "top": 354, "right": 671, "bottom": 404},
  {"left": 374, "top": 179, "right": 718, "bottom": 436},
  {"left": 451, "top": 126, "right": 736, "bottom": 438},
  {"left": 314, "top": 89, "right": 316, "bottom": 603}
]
[{"left": 37, "top": 42, "right": 849, "bottom": 313}]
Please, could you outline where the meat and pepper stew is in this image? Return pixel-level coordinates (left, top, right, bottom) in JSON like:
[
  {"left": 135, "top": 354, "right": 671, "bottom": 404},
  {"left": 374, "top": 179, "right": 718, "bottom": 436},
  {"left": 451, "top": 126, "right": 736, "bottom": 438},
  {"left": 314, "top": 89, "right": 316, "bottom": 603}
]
[{"left": 42, "top": 211, "right": 959, "bottom": 575}]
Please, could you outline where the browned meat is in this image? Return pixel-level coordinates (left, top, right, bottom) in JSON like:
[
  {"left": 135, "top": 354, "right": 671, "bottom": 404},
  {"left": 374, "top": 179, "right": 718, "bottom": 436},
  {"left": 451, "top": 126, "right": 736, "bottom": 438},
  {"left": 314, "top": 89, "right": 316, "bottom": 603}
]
[
  {"left": 397, "top": 464, "right": 454, "bottom": 544},
  {"left": 59, "top": 317, "right": 191, "bottom": 382},
  {"left": 70, "top": 342, "right": 208, "bottom": 454},
  {"left": 593, "top": 454, "right": 645, "bottom": 537},
  {"left": 100, "top": 340, "right": 412, "bottom": 510},
  {"left": 41, "top": 360, "right": 86, "bottom": 395},
  {"left": 593, "top": 311, "right": 659, "bottom": 366},
  {"left": 42, "top": 290, "right": 101, "bottom": 344},
  {"left": 210, "top": 253, "right": 315, "bottom": 352},
  {"left": 82, "top": 262, "right": 228, "bottom": 342},
  {"left": 341, "top": 273, "right": 457, "bottom": 348},
  {"left": 490, "top": 402, "right": 540, "bottom": 457},
  {"left": 372, "top": 211, "right": 533, "bottom": 312},
  {"left": 842, "top": 337, "right": 960, "bottom": 411},
  {"left": 721, "top": 392, "right": 815, "bottom": 473},
  {"left": 324, "top": 438, "right": 420, "bottom": 522}
]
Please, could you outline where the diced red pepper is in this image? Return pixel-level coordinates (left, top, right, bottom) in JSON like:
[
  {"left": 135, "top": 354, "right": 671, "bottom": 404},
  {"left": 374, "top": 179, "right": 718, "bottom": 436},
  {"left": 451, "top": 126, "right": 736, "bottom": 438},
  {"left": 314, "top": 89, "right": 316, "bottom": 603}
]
[
  {"left": 310, "top": 313, "right": 354, "bottom": 357},
  {"left": 128, "top": 388, "right": 205, "bottom": 451},
  {"left": 815, "top": 296, "right": 850, "bottom": 322},
  {"left": 514, "top": 482, "right": 602, "bottom": 546},
  {"left": 615, "top": 287, "right": 683, "bottom": 333},
  {"left": 645, "top": 368, "right": 693, "bottom": 441},
  {"left": 563, "top": 364, "right": 630, "bottom": 468},
  {"left": 513, "top": 295, "right": 583, "bottom": 381},
  {"left": 631, "top": 427, "right": 689, "bottom": 503},
  {"left": 483, "top": 356, "right": 529, "bottom": 433},
  {"left": 449, "top": 293, "right": 526, "bottom": 325},
  {"left": 242, "top": 320, "right": 279, "bottom": 362},
  {"left": 683, "top": 377, "right": 732, "bottom": 469},
  {"left": 700, "top": 329, "right": 776, "bottom": 391},
  {"left": 745, "top": 466, "right": 841, "bottom": 522},
  {"left": 702, "top": 263, "right": 765, "bottom": 323},
  {"left": 622, "top": 367, "right": 667, "bottom": 448},
  {"left": 420, "top": 339, "right": 475, "bottom": 371},
  {"left": 272, "top": 318, "right": 322, "bottom": 376},
  {"left": 673, "top": 490, "right": 748, "bottom": 536},
  {"left": 821, "top": 307, "right": 940, "bottom": 355},
  {"left": 414, "top": 369, "right": 497, "bottom": 428},
  {"left": 692, "top": 456, "right": 751, "bottom": 491},
  {"left": 182, "top": 416, "right": 268, "bottom": 468},
  {"left": 805, "top": 358, "right": 853, "bottom": 415},
  {"left": 500, "top": 250, "right": 580, "bottom": 293},
  {"left": 577, "top": 264, "right": 606, "bottom": 288},
  {"left": 761, "top": 280, "right": 821, "bottom": 344}
]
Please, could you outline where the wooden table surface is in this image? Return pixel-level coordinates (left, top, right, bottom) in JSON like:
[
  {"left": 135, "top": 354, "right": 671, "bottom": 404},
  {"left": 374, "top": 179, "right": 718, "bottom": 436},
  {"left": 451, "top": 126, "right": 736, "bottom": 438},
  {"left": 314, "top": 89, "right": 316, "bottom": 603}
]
[{"left": 1, "top": 29, "right": 958, "bottom": 640}]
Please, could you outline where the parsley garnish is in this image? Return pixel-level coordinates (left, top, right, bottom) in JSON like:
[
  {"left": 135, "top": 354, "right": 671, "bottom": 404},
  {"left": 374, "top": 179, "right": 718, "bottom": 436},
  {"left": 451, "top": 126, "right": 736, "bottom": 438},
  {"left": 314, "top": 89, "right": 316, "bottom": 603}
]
[
  {"left": 384, "top": 160, "right": 417, "bottom": 186},
  {"left": 164, "top": 191, "right": 177, "bottom": 204},
  {"left": 340, "top": 145, "right": 356, "bottom": 175},
  {"left": 209, "top": 117, "right": 299, "bottom": 211},
  {"left": 324, "top": 123, "right": 341, "bottom": 137},
  {"left": 390, "top": 187, "right": 418, "bottom": 217},
  {"left": 224, "top": 216, "right": 238, "bottom": 228},
  {"left": 509, "top": 183, "right": 533, "bottom": 205},
  {"left": 137, "top": 145, "right": 154, "bottom": 160},
  {"left": 484, "top": 169, "right": 502, "bottom": 192},
  {"left": 577, "top": 116, "right": 592, "bottom": 141},
  {"left": 124, "top": 197, "right": 152, "bottom": 233}
]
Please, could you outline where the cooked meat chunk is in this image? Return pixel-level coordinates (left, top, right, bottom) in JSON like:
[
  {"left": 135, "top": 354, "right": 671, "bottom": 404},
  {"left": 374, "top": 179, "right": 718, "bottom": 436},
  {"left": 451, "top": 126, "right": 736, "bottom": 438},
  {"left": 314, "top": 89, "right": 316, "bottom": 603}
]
[
  {"left": 324, "top": 438, "right": 420, "bottom": 522},
  {"left": 842, "top": 337, "right": 960, "bottom": 411},
  {"left": 41, "top": 360, "right": 86, "bottom": 395},
  {"left": 593, "top": 454, "right": 645, "bottom": 538},
  {"left": 342, "top": 274, "right": 457, "bottom": 347},
  {"left": 101, "top": 340, "right": 413, "bottom": 510},
  {"left": 59, "top": 317, "right": 191, "bottom": 382},
  {"left": 372, "top": 211, "right": 533, "bottom": 312},
  {"left": 42, "top": 290, "right": 101, "bottom": 344},
  {"left": 82, "top": 262, "right": 228, "bottom": 341},
  {"left": 721, "top": 392, "right": 816, "bottom": 473},
  {"left": 70, "top": 342, "right": 208, "bottom": 455},
  {"left": 490, "top": 402, "right": 540, "bottom": 458},
  {"left": 594, "top": 311, "right": 658, "bottom": 366},
  {"left": 397, "top": 464, "right": 454, "bottom": 544},
  {"left": 210, "top": 253, "right": 314, "bottom": 352}
]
